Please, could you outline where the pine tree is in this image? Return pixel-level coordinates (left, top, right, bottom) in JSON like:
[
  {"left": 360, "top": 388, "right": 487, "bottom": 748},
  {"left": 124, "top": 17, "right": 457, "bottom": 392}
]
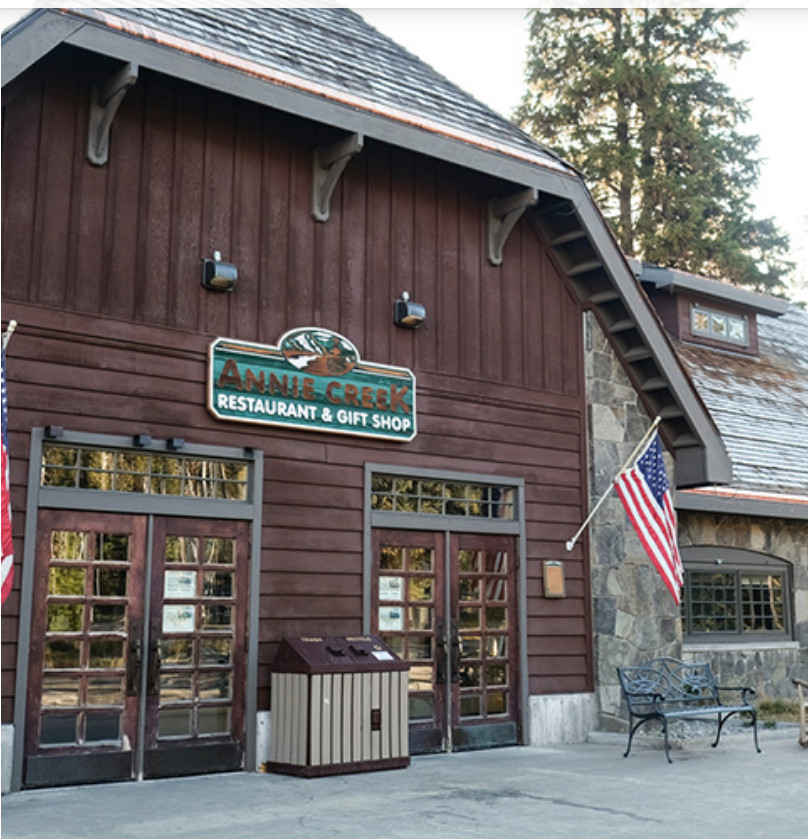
[{"left": 515, "top": 8, "right": 792, "bottom": 293}]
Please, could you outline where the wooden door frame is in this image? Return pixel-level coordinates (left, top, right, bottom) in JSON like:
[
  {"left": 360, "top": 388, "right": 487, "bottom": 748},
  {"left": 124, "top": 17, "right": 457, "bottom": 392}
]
[
  {"left": 363, "top": 463, "right": 528, "bottom": 751},
  {"left": 11, "top": 428, "right": 263, "bottom": 791}
]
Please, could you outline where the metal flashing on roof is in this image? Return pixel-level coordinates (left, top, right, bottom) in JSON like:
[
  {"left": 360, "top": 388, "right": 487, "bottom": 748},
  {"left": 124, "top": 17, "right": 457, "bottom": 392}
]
[{"left": 629, "top": 259, "right": 790, "bottom": 317}]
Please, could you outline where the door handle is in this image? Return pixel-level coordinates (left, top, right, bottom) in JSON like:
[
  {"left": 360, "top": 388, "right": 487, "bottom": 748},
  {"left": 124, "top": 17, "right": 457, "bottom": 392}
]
[
  {"left": 146, "top": 617, "right": 161, "bottom": 696},
  {"left": 435, "top": 619, "right": 447, "bottom": 685},
  {"left": 125, "top": 619, "right": 142, "bottom": 696},
  {"left": 450, "top": 619, "right": 461, "bottom": 684}
]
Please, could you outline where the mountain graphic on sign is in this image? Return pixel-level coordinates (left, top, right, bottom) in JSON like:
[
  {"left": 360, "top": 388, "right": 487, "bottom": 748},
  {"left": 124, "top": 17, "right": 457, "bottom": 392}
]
[{"left": 280, "top": 328, "right": 358, "bottom": 376}]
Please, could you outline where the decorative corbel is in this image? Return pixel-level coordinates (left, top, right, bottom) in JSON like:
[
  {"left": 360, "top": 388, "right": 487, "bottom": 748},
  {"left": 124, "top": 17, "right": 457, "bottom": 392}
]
[
  {"left": 487, "top": 187, "right": 539, "bottom": 266},
  {"left": 87, "top": 62, "right": 139, "bottom": 166},
  {"left": 312, "top": 132, "right": 364, "bottom": 221}
]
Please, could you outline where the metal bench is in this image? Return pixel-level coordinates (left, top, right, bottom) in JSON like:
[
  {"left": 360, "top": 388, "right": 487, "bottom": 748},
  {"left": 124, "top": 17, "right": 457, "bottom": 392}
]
[{"left": 617, "top": 657, "right": 760, "bottom": 763}]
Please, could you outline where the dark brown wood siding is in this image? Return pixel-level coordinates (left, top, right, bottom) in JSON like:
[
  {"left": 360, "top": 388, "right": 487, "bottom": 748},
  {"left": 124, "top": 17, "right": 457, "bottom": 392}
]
[{"left": 2, "top": 48, "right": 591, "bottom": 718}]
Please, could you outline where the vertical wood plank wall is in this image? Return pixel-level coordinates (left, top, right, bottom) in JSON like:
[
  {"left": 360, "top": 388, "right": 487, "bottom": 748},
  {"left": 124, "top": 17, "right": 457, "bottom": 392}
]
[{"left": 1, "top": 51, "right": 591, "bottom": 721}]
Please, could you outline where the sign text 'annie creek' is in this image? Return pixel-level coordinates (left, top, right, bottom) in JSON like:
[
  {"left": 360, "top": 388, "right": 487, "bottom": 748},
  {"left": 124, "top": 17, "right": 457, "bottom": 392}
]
[{"left": 208, "top": 329, "right": 416, "bottom": 441}]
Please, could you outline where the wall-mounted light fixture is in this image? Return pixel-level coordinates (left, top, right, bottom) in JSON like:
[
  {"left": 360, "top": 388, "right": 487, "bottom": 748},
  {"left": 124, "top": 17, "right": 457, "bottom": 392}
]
[
  {"left": 202, "top": 251, "right": 238, "bottom": 292},
  {"left": 394, "top": 291, "right": 426, "bottom": 329}
]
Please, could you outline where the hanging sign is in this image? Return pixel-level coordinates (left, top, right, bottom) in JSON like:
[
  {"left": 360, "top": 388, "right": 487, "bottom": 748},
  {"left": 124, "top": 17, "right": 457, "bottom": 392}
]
[{"left": 208, "top": 328, "right": 416, "bottom": 441}]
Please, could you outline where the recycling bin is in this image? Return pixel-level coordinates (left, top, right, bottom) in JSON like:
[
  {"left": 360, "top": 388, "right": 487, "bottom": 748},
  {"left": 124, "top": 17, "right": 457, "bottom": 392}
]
[{"left": 267, "top": 635, "right": 410, "bottom": 777}]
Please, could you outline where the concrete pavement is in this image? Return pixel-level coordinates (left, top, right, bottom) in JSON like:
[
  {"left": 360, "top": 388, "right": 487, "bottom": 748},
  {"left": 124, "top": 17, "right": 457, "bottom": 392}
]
[{"left": 2, "top": 730, "right": 806, "bottom": 839}]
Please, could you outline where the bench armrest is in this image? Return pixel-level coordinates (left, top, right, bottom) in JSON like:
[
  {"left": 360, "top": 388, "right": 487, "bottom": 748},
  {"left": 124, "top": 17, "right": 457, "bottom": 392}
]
[{"left": 716, "top": 685, "right": 756, "bottom": 704}]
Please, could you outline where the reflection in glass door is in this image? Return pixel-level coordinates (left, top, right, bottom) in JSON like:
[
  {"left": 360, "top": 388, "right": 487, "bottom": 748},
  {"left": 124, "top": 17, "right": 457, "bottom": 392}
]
[
  {"left": 373, "top": 530, "right": 519, "bottom": 754},
  {"left": 25, "top": 512, "right": 249, "bottom": 788}
]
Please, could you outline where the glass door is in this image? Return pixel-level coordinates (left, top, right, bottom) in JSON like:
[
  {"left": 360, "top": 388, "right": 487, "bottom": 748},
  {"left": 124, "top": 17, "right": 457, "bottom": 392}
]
[
  {"left": 372, "top": 530, "right": 519, "bottom": 754},
  {"left": 24, "top": 511, "right": 249, "bottom": 788},
  {"left": 144, "top": 517, "right": 248, "bottom": 777}
]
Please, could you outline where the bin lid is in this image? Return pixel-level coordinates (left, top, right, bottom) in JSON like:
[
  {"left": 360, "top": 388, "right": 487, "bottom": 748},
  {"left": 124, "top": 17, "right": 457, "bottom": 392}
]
[{"left": 270, "top": 635, "right": 409, "bottom": 674}]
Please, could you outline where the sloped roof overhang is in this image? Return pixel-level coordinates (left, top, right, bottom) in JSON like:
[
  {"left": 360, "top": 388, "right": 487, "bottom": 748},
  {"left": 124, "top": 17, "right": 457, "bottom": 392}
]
[{"left": 1, "top": 8, "right": 732, "bottom": 488}]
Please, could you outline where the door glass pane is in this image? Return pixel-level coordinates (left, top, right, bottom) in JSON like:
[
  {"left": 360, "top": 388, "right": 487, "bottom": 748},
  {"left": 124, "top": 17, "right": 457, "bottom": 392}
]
[
  {"left": 487, "top": 692, "right": 507, "bottom": 715},
  {"left": 409, "top": 637, "right": 432, "bottom": 659},
  {"left": 96, "top": 534, "right": 130, "bottom": 562},
  {"left": 408, "top": 548, "right": 433, "bottom": 572},
  {"left": 380, "top": 546, "right": 403, "bottom": 570},
  {"left": 40, "top": 714, "right": 78, "bottom": 745},
  {"left": 199, "top": 706, "right": 231, "bottom": 734},
  {"left": 459, "top": 607, "right": 480, "bottom": 629},
  {"left": 486, "top": 636, "right": 508, "bottom": 657},
  {"left": 457, "top": 550, "right": 479, "bottom": 573},
  {"left": 485, "top": 607, "right": 507, "bottom": 629},
  {"left": 408, "top": 578, "right": 432, "bottom": 602},
  {"left": 47, "top": 603, "right": 83, "bottom": 632},
  {"left": 459, "top": 579, "right": 480, "bottom": 601},
  {"left": 49, "top": 567, "right": 84, "bottom": 596},
  {"left": 201, "top": 605, "right": 232, "bottom": 629},
  {"left": 409, "top": 664, "right": 433, "bottom": 691},
  {"left": 408, "top": 606, "right": 432, "bottom": 631},
  {"left": 486, "top": 664, "right": 507, "bottom": 686},
  {"left": 85, "top": 712, "right": 120, "bottom": 742},
  {"left": 159, "top": 708, "right": 191, "bottom": 738},
  {"left": 203, "top": 572, "right": 233, "bottom": 598},
  {"left": 199, "top": 672, "right": 232, "bottom": 700},
  {"left": 89, "top": 639, "right": 125, "bottom": 669},
  {"left": 409, "top": 695, "right": 434, "bottom": 721},
  {"left": 41, "top": 676, "right": 80, "bottom": 707},
  {"left": 381, "top": 634, "right": 404, "bottom": 657},
  {"left": 51, "top": 531, "right": 87, "bottom": 560},
  {"left": 44, "top": 640, "right": 81, "bottom": 669},
  {"left": 459, "top": 664, "right": 480, "bottom": 687},
  {"left": 94, "top": 568, "right": 127, "bottom": 597},
  {"left": 161, "top": 673, "right": 194, "bottom": 702},
  {"left": 205, "top": 538, "right": 235, "bottom": 565},
  {"left": 460, "top": 695, "right": 481, "bottom": 717},
  {"left": 91, "top": 604, "right": 126, "bottom": 632},
  {"left": 161, "top": 638, "right": 194, "bottom": 665},
  {"left": 87, "top": 676, "right": 124, "bottom": 706},
  {"left": 200, "top": 638, "right": 231, "bottom": 665},
  {"left": 165, "top": 536, "right": 199, "bottom": 564},
  {"left": 461, "top": 636, "right": 481, "bottom": 658}
]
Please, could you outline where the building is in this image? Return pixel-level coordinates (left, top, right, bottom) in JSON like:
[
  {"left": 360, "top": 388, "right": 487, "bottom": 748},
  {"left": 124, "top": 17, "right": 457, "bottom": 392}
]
[
  {"left": 2, "top": 8, "right": 729, "bottom": 790},
  {"left": 587, "top": 263, "right": 808, "bottom": 727}
]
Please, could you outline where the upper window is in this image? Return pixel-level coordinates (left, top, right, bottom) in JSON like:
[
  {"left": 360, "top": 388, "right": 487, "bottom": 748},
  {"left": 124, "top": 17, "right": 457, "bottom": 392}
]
[
  {"left": 41, "top": 444, "right": 249, "bottom": 501},
  {"left": 682, "top": 547, "right": 792, "bottom": 642},
  {"left": 371, "top": 474, "right": 515, "bottom": 520},
  {"left": 691, "top": 304, "right": 748, "bottom": 346}
]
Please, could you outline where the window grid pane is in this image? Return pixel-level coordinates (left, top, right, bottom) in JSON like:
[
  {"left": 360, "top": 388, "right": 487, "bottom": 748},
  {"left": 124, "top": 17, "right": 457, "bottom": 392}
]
[
  {"left": 42, "top": 445, "right": 248, "bottom": 501},
  {"left": 686, "top": 569, "right": 788, "bottom": 637},
  {"left": 371, "top": 474, "right": 515, "bottom": 520}
]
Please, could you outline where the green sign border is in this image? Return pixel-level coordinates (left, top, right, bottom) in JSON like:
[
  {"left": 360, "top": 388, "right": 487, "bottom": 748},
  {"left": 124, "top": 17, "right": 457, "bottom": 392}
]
[{"left": 207, "top": 328, "right": 417, "bottom": 442}]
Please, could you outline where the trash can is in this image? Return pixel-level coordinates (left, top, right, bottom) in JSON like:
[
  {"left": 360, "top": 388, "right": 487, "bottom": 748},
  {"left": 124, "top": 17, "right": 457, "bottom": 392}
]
[{"left": 267, "top": 635, "right": 410, "bottom": 777}]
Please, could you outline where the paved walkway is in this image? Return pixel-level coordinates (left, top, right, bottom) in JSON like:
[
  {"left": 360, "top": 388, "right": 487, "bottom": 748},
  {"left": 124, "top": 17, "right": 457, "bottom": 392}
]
[{"left": 2, "top": 731, "right": 806, "bottom": 839}]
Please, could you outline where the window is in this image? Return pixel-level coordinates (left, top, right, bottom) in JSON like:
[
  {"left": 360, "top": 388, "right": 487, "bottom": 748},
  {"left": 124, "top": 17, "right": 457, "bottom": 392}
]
[
  {"left": 691, "top": 304, "right": 748, "bottom": 346},
  {"left": 371, "top": 474, "right": 515, "bottom": 520},
  {"left": 682, "top": 547, "right": 792, "bottom": 641},
  {"left": 41, "top": 444, "right": 249, "bottom": 501}
]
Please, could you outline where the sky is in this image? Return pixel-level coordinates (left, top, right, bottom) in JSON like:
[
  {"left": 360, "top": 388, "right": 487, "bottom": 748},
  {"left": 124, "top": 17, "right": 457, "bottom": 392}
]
[{"left": 2, "top": 5, "right": 807, "bottom": 299}]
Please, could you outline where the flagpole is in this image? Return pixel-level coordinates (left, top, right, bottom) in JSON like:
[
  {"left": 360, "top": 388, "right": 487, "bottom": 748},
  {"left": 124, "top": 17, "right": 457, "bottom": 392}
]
[
  {"left": 2, "top": 320, "right": 17, "bottom": 351},
  {"left": 565, "top": 415, "right": 662, "bottom": 552}
]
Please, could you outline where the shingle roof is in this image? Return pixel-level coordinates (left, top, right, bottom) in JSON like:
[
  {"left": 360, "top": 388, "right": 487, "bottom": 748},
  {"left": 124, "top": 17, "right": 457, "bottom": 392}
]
[
  {"left": 99, "top": 7, "right": 569, "bottom": 175},
  {"left": 675, "top": 304, "right": 808, "bottom": 496}
]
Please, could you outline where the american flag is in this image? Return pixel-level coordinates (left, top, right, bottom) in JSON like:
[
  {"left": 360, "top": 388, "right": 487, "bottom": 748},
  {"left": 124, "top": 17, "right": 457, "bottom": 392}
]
[
  {"left": 1, "top": 348, "right": 13, "bottom": 605},
  {"left": 614, "top": 432, "right": 683, "bottom": 604}
]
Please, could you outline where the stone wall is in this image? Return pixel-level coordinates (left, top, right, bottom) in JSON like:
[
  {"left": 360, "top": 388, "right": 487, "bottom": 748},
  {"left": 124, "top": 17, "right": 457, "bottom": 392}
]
[
  {"left": 584, "top": 312, "right": 808, "bottom": 732},
  {"left": 679, "top": 511, "right": 808, "bottom": 698}
]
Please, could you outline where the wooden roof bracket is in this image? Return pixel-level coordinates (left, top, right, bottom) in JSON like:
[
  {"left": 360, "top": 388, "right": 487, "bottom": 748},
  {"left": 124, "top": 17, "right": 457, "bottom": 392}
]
[
  {"left": 312, "top": 132, "right": 364, "bottom": 221},
  {"left": 487, "top": 187, "right": 539, "bottom": 266},
  {"left": 86, "top": 61, "right": 139, "bottom": 166}
]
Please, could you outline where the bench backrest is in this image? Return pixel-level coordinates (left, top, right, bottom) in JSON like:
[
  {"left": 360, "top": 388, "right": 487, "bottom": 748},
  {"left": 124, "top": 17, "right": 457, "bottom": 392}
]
[{"left": 617, "top": 657, "right": 719, "bottom": 711}]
